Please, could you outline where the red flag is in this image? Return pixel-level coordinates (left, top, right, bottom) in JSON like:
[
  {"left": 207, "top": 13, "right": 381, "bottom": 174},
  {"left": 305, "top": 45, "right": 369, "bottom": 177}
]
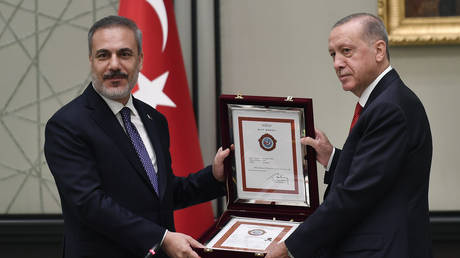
[{"left": 118, "top": 0, "right": 215, "bottom": 238}]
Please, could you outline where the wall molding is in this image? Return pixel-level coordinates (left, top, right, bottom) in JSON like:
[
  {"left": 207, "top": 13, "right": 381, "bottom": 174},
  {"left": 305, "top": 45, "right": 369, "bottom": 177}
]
[
  {"left": 0, "top": 212, "right": 458, "bottom": 244},
  {"left": 430, "top": 211, "right": 460, "bottom": 241},
  {"left": 0, "top": 215, "right": 63, "bottom": 244}
]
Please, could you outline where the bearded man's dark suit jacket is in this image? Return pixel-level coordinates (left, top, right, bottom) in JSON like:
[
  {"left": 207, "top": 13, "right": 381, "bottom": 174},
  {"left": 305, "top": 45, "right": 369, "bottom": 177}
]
[
  {"left": 285, "top": 69, "right": 433, "bottom": 258},
  {"left": 44, "top": 84, "right": 225, "bottom": 258}
]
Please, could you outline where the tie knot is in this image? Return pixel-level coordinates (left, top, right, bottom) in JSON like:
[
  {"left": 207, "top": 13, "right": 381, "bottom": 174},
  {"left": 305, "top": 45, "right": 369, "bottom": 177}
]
[
  {"left": 350, "top": 102, "right": 363, "bottom": 133},
  {"left": 354, "top": 102, "right": 363, "bottom": 117},
  {"left": 120, "top": 107, "right": 131, "bottom": 120}
]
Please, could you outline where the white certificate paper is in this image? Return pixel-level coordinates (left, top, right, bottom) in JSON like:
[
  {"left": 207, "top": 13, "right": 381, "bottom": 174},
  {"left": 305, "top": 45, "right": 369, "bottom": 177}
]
[
  {"left": 205, "top": 217, "right": 300, "bottom": 252},
  {"left": 231, "top": 107, "right": 307, "bottom": 203}
]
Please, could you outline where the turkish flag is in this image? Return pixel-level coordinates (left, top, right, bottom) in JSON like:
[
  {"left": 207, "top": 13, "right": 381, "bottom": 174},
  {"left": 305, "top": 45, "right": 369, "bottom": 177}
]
[{"left": 118, "top": 0, "right": 215, "bottom": 238}]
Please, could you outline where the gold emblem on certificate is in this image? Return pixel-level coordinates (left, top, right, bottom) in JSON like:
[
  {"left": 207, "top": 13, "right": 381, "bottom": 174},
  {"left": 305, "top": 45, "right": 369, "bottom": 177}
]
[
  {"left": 258, "top": 133, "right": 277, "bottom": 151},
  {"left": 248, "top": 229, "right": 266, "bottom": 236}
]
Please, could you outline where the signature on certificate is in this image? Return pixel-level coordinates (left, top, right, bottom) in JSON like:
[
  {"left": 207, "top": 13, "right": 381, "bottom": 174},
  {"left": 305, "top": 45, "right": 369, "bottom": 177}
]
[{"left": 266, "top": 173, "right": 289, "bottom": 185}]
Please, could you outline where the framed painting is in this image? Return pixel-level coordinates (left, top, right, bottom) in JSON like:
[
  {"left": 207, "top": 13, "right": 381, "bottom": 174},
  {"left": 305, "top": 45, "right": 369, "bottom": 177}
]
[{"left": 378, "top": 0, "right": 460, "bottom": 45}]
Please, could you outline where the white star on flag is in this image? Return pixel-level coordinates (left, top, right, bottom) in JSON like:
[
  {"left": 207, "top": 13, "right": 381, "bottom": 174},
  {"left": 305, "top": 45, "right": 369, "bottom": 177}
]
[{"left": 134, "top": 71, "right": 176, "bottom": 109}]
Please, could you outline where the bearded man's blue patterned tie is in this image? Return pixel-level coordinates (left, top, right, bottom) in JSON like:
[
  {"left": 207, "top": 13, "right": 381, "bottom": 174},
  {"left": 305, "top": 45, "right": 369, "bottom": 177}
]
[{"left": 120, "top": 107, "right": 159, "bottom": 195}]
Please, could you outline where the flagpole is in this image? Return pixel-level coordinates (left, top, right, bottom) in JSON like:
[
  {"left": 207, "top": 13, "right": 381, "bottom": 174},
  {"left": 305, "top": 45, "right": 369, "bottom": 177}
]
[
  {"left": 191, "top": 0, "right": 199, "bottom": 127},
  {"left": 213, "top": 0, "right": 223, "bottom": 217}
]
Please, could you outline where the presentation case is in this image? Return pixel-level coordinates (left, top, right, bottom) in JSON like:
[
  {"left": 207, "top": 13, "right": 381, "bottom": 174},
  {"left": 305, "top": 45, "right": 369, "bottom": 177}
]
[{"left": 195, "top": 94, "right": 319, "bottom": 257}]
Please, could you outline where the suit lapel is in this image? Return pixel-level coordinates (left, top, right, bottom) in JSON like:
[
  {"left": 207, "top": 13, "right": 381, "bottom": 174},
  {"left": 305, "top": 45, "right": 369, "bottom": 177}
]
[
  {"left": 364, "top": 69, "right": 400, "bottom": 111},
  {"left": 83, "top": 85, "right": 157, "bottom": 195},
  {"left": 133, "top": 99, "right": 168, "bottom": 200}
]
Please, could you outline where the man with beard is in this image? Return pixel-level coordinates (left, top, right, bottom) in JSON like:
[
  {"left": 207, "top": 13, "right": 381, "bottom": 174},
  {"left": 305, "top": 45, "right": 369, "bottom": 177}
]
[{"left": 44, "top": 15, "right": 230, "bottom": 258}]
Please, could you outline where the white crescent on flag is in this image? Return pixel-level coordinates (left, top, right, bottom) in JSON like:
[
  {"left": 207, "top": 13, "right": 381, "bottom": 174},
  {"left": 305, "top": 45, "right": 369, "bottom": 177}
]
[
  {"left": 146, "top": 0, "right": 168, "bottom": 51},
  {"left": 134, "top": 0, "right": 176, "bottom": 109}
]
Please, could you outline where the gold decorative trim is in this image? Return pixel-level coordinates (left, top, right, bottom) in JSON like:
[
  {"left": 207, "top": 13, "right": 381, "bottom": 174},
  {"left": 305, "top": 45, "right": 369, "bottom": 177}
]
[
  {"left": 235, "top": 93, "right": 244, "bottom": 99},
  {"left": 378, "top": 0, "right": 460, "bottom": 45},
  {"left": 284, "top": 96, "right": 294, "bottom": 102}
]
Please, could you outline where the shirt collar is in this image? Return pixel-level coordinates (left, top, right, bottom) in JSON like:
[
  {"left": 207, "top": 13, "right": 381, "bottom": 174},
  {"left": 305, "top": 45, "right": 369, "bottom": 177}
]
[
  {"left": 359, "top": 65, "right": 392, "bottom": 107},
  {"left": 93, "top": 85, "right": 137, "bottom": 117}
]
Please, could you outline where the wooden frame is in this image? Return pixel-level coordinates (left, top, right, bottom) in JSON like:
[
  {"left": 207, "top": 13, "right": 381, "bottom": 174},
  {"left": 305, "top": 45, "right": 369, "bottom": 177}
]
[
  {"left": 194, "top": 95, "right": 319, "bottom": 257},
  {"left": 378, "top": 0, "right": 460, "bottom": 45}
]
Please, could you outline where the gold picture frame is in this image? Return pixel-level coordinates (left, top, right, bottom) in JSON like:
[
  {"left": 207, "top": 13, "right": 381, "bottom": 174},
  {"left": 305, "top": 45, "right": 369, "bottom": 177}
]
[{"left": 378, "top": 0, "right": 460, "bottom": 45}]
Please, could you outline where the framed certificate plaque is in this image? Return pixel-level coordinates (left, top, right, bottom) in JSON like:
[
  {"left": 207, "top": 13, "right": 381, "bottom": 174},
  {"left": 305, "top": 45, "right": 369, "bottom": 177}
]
[{"left": 195, "top": 95, "right": 319, "bottom": 258}]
